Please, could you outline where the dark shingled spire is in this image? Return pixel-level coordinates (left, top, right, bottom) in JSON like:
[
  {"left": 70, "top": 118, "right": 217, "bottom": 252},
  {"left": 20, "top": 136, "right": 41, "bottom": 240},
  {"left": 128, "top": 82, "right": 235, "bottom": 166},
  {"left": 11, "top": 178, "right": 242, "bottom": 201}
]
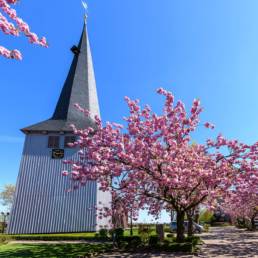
[{"left": 22, "top": 23, "right": 100, "bottom": 133}]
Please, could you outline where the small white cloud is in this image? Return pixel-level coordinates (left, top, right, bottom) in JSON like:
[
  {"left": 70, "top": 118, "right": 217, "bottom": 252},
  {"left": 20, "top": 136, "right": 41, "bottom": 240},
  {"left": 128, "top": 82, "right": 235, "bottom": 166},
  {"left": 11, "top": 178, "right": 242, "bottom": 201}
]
[{"left": 0, "top": 135, "right": 24, "bottom": 144}]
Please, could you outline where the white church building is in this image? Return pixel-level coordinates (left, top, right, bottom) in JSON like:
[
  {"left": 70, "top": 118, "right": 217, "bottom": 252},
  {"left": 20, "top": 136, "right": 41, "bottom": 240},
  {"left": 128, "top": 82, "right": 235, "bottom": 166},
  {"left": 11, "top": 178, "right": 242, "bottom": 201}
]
[{"left": 7, "top": 21, "right": 111, "bottom": 234}]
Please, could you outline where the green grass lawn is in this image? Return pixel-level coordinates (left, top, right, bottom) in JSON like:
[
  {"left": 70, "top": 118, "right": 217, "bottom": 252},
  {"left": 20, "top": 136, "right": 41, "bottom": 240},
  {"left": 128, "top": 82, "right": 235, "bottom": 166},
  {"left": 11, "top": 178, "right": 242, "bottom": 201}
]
[
  {"left": 124, "top": 227, "right": 162, "bottom": 236},
  {"left": 124, "top": 228, "right": 139, "bottom": 236},
  {"left": 0, "top": 243, "right": 112, "bottom": 258}
]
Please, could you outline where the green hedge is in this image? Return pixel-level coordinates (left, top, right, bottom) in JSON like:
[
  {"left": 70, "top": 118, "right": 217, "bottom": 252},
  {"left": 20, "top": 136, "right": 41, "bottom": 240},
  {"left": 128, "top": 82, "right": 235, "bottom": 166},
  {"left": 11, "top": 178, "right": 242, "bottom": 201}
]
[
  {"left": 211, "top": 222, "right": 231, "bottom": 227},
  {"left": 185, "top": 235, "right": 201, "bottom": 246},
  {"left": 149, "top": 235, "right": 159, "bottom": 246},
  {"left": 2, "top": 232, "right": 104, "bottom": 241},
  {"left": 117, "top": 236, "right": 142, "bottom": 249},
  {"left": 117, "top": 235, "right": 196, "bottom": 253},
  {"left": 161, "top": 242, "right": 193, "bottom": 252},
  {"left": 0, "top": 234, "right": 11, "bottom": 245}
]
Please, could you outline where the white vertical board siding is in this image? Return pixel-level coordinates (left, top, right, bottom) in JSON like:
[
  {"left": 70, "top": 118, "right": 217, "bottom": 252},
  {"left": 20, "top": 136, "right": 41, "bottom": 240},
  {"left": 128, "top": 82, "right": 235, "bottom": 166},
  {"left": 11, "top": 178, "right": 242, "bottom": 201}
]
[
  {"left": 7, "top": 134, "right": 102, "bottom": 234},
  {"left": 96, "top": 183, "right": 112, "bottom": 230}
]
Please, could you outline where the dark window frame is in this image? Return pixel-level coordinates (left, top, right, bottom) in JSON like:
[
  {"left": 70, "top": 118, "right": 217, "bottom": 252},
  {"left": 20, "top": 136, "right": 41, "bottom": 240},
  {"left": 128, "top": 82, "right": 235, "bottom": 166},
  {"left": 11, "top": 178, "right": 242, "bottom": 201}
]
[
  {"left": 48, "top": 136, "right": 60, "bottom": 149},
  {"left": 64, "top": 136, "right": 76, "bottom": 148}
]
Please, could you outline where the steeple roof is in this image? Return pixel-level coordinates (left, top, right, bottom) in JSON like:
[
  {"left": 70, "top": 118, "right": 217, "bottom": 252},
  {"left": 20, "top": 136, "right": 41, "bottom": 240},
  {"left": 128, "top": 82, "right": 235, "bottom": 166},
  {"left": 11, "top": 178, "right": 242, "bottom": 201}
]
[{"left": 22, "top": 23, "right": 100, "bottom": 133}]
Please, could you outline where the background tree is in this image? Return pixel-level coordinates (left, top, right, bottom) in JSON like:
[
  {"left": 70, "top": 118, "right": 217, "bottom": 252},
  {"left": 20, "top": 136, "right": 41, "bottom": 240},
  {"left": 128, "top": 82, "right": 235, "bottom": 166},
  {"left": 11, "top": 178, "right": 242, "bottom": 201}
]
[
  {"left": 63, "top": 89, "right": 258, "bottom": 242},
  {"left": 199, "top": 209, "right": 214, "bottom": 224},
  {"left": 221, "top": 169, "right": 258, "bottom": 230},
  {"left": 0, "top": 0, "right": 47, "bottom": 60},
  {"left": 0, "top": 184, "right": 15, "bottom": 210}
]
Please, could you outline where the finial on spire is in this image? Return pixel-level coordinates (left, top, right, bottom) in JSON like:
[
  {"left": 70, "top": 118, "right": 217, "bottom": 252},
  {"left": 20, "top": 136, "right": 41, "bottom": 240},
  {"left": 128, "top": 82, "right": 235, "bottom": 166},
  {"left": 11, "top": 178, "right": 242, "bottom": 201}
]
[{"left": 81, "top": 1, "right": 88, "bottom": 23}]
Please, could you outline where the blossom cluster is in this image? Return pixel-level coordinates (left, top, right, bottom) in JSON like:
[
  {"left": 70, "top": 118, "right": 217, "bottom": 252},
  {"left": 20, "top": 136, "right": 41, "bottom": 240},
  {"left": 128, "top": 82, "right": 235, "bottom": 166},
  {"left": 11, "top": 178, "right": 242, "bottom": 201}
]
[
  {"left": 62, "top": 88, "right": 258, "bottom": 232},
  {"left": 221, "top": 167, "right": 258, "bottom": 225},
  {"left": 0, "top": 0, "right": 47, "bottom": 60}
]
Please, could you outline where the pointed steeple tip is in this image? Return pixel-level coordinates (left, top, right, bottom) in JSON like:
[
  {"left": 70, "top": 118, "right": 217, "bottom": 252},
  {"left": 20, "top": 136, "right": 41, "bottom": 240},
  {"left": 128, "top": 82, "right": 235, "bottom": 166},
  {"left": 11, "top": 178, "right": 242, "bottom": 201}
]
[
  {"left": 70, "top": 23, "right": 86, "bottom": 55},
  {"left": 82, "top": 1, "right": 88, "bottom": 24},
  {"left": 84, "top": 14, "right": 88, "bottom": 24},
  {"left": 22, "top": 15, "right": 100, "bottom": 133}
]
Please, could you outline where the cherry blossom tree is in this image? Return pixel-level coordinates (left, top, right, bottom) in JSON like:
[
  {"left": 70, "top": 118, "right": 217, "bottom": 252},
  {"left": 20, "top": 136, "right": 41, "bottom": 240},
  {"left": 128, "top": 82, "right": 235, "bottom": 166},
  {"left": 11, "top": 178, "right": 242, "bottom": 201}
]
[
  {"left": 0, "top": 0, "right": 47, "bottom": 60},
  {"left": 207, "top": 132, "right": 258, "bottom": 229},
  {"left": 63, "top": 88, "right": 258, "bottom": 242},
  {"left": 221, "top": 169, "right": 258, "bottom": 230}
]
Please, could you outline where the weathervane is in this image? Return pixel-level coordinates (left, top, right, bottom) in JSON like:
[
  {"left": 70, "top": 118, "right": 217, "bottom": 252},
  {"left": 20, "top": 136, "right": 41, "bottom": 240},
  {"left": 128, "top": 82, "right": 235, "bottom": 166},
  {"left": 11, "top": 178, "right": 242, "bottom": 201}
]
[{"left": 81, "top": 1, "right": 88, "bottom": 23}]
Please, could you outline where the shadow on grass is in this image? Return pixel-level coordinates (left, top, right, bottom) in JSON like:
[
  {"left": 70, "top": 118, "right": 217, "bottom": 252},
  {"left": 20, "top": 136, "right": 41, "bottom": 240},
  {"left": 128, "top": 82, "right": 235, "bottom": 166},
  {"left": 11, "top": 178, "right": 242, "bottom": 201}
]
[{"left": 0, "top": 243, "right": 112, "bottom": 258}]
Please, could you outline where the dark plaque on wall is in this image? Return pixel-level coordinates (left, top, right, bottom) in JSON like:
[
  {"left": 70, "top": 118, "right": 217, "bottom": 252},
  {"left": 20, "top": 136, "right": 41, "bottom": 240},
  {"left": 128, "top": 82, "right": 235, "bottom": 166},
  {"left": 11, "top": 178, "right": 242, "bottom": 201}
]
[{"left": 52, "top": 149, "right": 64, "bottom": 159}]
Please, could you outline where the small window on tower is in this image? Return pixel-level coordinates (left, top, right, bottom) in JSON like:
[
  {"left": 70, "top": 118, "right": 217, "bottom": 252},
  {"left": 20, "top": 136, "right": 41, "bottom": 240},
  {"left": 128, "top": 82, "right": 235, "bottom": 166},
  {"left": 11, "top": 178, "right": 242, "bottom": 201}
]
[
  {"left": 64, "top": 136, "right": 76, "bottom": 148},
  {"left": 48, "top": 136, "right": 60, "bottom": 148}
]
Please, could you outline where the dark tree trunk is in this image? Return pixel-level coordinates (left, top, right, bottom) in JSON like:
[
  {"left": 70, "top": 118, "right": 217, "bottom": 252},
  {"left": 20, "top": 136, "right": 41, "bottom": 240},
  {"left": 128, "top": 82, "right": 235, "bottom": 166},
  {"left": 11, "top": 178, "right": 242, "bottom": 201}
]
[
  {"left": 130, "top": 213, "right": 133, "bottom": 236},
  {"left": 194, "top": 208, "right": 200, "bottom": 224},
  {"left": 187, "top": 211, "right": 194, "bottom": 237},
  {"left": 251, "top": 215, "right": 256, "bottom": 231},
  {"left": 176, "top": 210, "right": 185, "bottom": 242}
]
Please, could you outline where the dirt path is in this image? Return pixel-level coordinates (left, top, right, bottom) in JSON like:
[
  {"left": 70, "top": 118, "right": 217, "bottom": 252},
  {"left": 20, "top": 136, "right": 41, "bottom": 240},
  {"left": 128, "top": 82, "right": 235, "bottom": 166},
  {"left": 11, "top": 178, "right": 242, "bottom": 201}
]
[{"left": 199, "top": 226, "right": 258, "bottom": 257}]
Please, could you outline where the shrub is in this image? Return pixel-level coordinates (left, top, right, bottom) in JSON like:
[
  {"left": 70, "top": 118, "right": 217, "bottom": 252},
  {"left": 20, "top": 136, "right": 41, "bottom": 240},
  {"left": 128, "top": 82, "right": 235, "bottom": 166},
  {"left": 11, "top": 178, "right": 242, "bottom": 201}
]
[
  {"left": 118, "top": 236, "right": 142, "bottom": 249},
  {"left": 199, "top": 209, "right": 214, "bottom": 224},
  {"left": 108, "top": 228, "right": 124, "bottom": 243},
  {"left": 203, "top": 223, "right": 210, "bottom": 232},
  {"left": 185, "top": 235, "right": 201, "bottom": 246},
  {"left": 0, "top": 223, "right": 5, "bottom": 234},
  {"left": 235, "top": 218, "right": 247, "bottom": 228},
  {"left": 164, "top": 226, "right": 171, "bottom": 233},
  {"left": 9, "top": 233, "right": 98, "bottom": 241},
  {"left": 0, "top": 234, "right": 11, "bottom": 245},
  {"left": 138, "top": 224, "right": 153, "bottom": 235},
  {"left": 114, "top": 228, "right": 124, "bottom": 238},
  {"left": 166, "top": 233, "right": 174, "bottom": 238},
  {"left": 162, "top": 242, "right": 193, "bottom": 252},
  {"left": 149, "top": 235, "right": 159, "bottom": 246},
  {"left": 99, "top": 229, "right": 108, "bottom": 238},
  {"left": 211, "top": 222, "right": 231, "bottom": 227},
  {"left": 165, "top": 238, "right": 171, "bottom": 243}
]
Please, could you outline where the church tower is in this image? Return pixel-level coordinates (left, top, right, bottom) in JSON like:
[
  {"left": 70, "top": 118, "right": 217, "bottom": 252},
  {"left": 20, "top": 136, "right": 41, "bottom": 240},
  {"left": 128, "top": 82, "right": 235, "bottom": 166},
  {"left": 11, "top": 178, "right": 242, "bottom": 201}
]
[{"left": 8, "top": 22, "right": 111, "bottom": 234}]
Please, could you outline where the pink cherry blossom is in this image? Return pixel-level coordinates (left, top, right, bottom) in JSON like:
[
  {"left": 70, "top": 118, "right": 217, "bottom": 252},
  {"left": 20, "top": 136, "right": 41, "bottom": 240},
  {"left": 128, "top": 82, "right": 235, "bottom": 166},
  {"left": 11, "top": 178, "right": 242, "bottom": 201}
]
[
  {"left": 204, "top": 122, "right": 215, "bottom": 129},
  {"left": 61, "top": 171, "right": 69, "bottom": 176},
  {"left": 63, "top": 89, "right": 258, "bottom": 242},
  {"left": 220, "top": 168, "right": 258, "bottom": 230},
  {"left": 0, "top": 0, "right": 47, "bottom": 60}
]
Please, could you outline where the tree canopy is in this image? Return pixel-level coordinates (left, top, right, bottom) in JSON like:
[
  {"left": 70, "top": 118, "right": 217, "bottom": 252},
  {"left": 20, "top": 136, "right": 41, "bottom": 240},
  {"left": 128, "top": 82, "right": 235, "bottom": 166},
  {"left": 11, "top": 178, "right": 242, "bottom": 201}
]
[
  {"left": 62, "top": 89, "right": 258, "bottom": 241},
  {"left": 0, "top": 184, "right": 15, "bottom": 210}
]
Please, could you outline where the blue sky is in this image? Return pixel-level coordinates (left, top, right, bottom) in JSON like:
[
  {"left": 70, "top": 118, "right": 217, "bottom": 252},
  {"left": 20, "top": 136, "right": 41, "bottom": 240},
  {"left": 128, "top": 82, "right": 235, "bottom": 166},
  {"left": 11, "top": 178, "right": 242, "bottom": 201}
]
[{"left": 0, "top": 0, "right": 258, "bottom": 220}]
